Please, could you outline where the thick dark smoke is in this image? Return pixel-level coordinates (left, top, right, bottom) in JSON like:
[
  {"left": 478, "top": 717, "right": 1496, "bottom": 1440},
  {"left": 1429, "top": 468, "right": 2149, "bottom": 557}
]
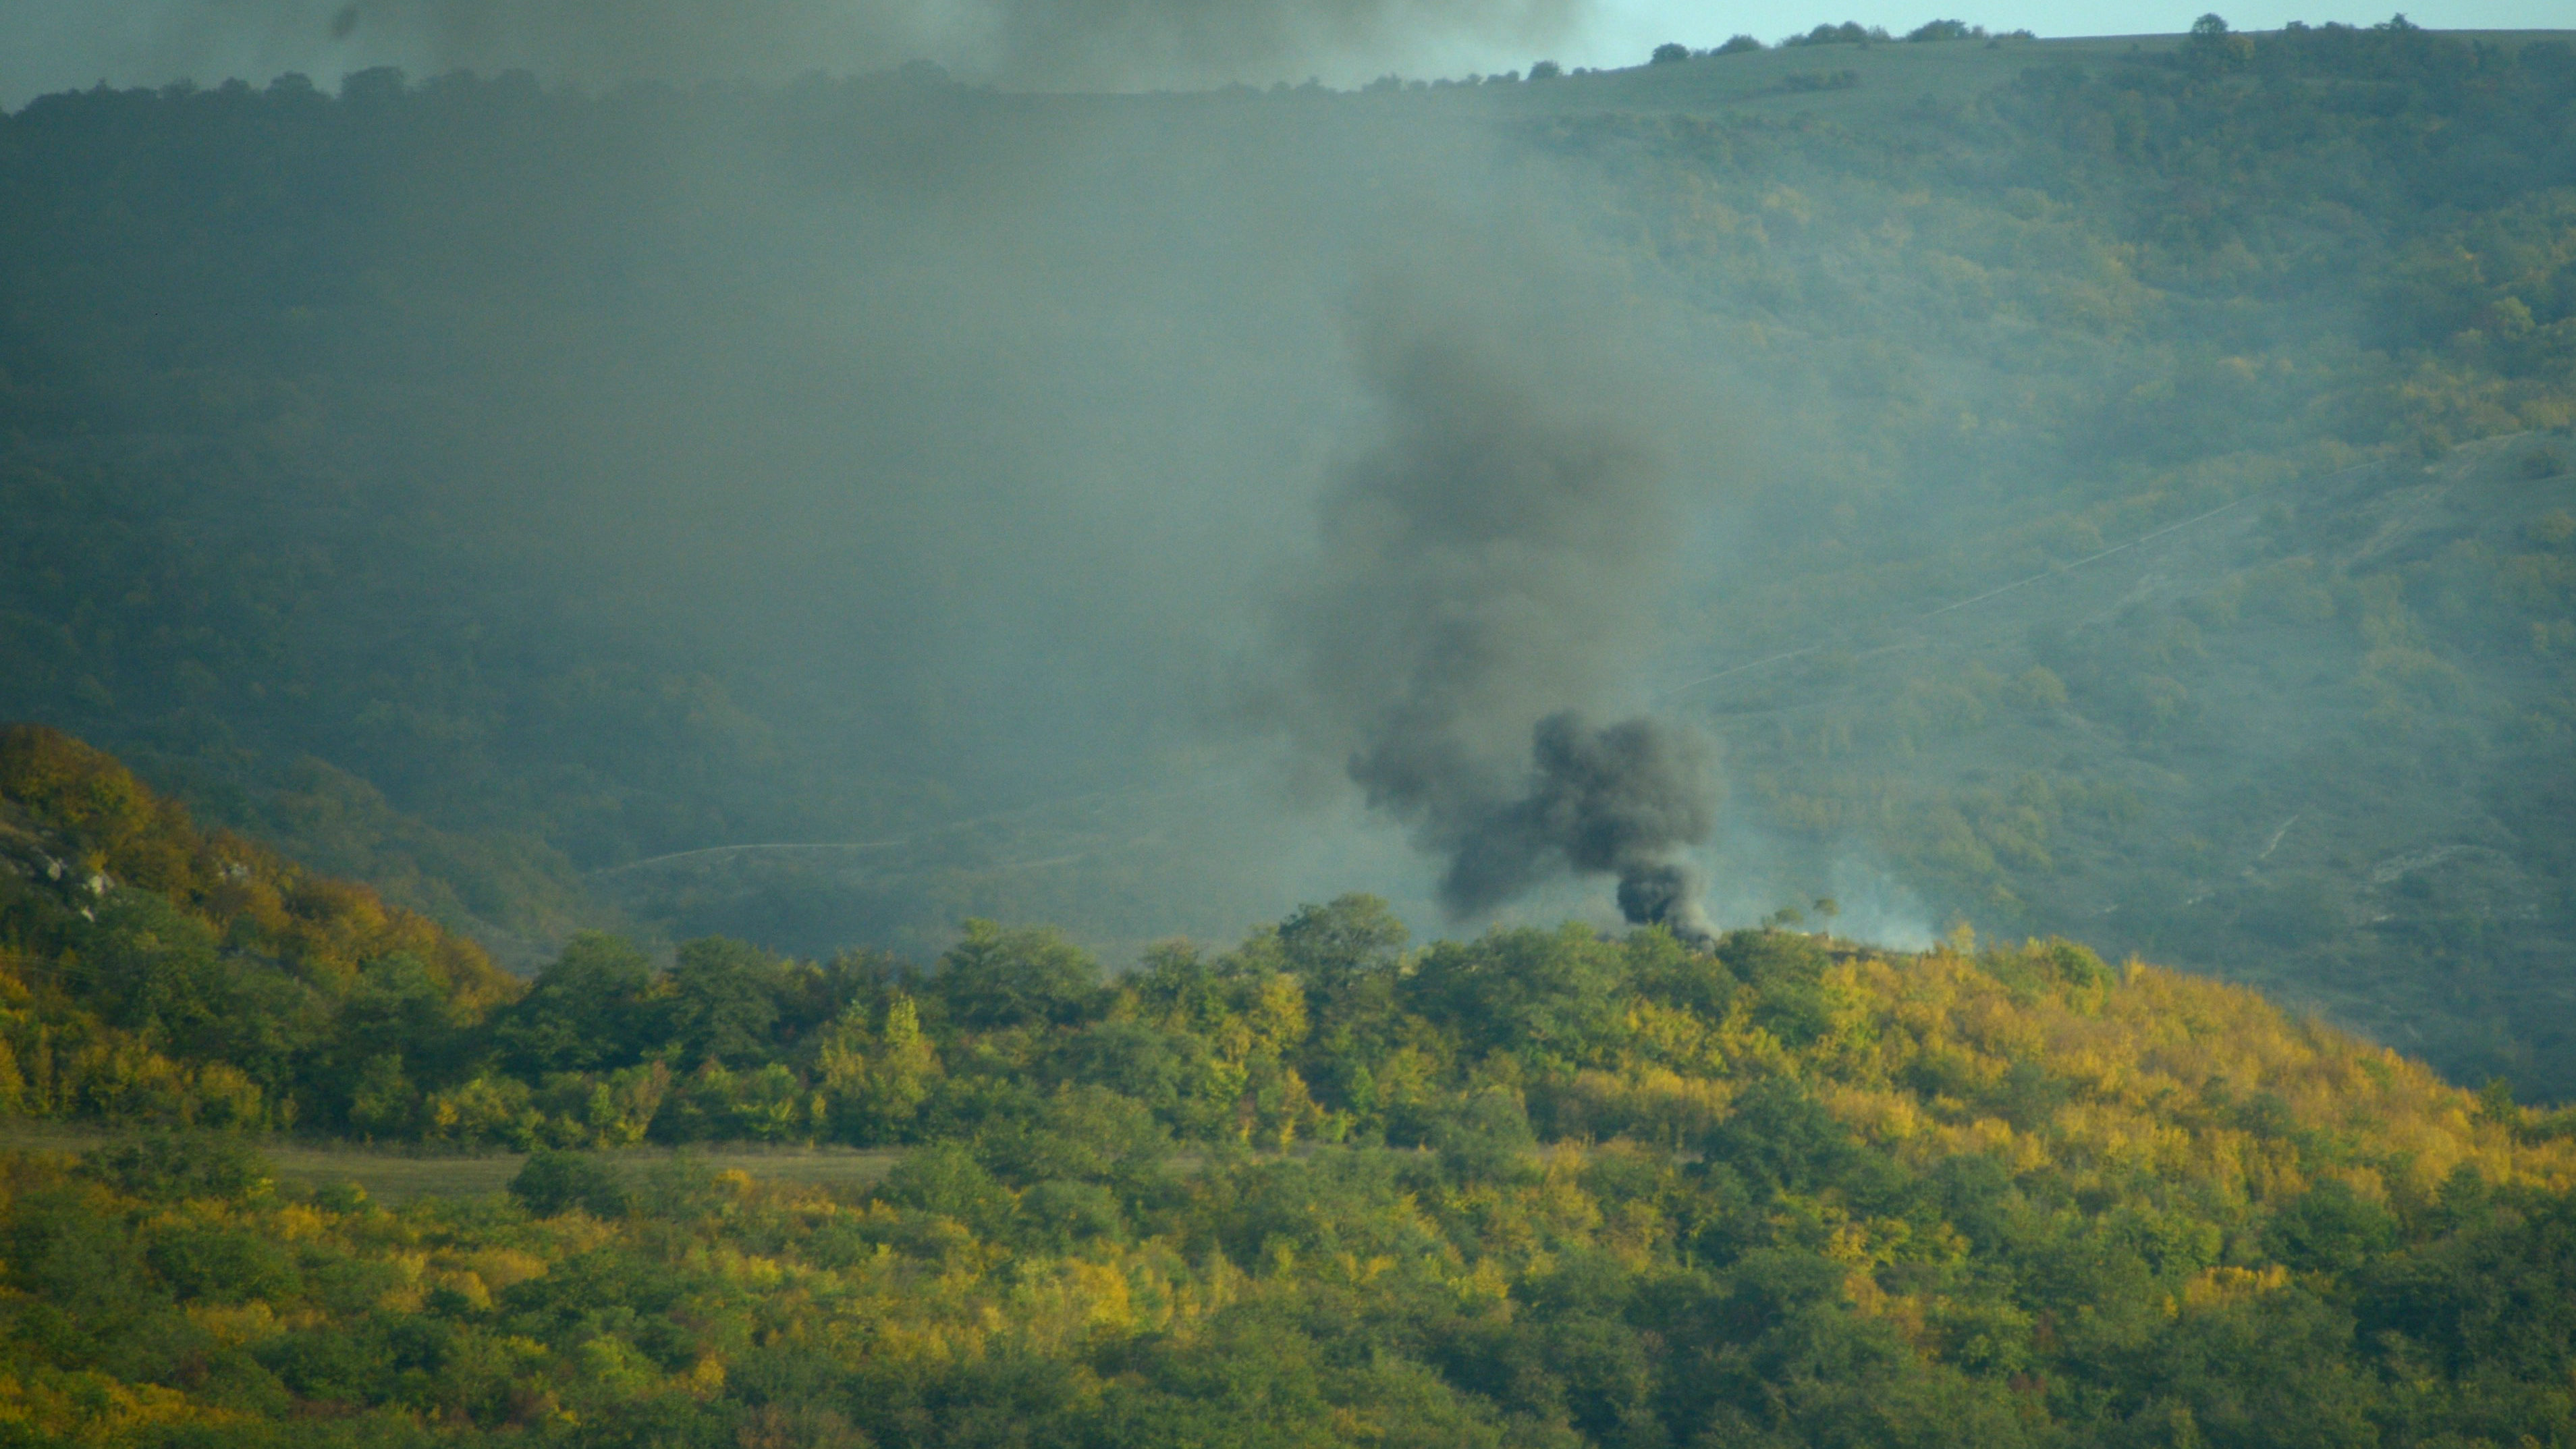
[
  {"left": 1449, "top": 712, "right": 1718, "bottom": 935},
  {"left": 1261, "top": 275, "right": 1720, "bottom": 938},
  {"left": 1614, "top": 860, "right": 1715, "bottom": 944}
]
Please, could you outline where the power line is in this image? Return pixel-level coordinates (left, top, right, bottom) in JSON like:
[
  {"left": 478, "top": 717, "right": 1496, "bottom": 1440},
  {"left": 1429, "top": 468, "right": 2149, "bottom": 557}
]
[
  {"left": 1917, "top": 493, "right": 2255, "bottom": 622},
  {"left": 592, "top": 840, "right": 908, "bottom": 875},
  {"left": 587, "top": 773, "right": 1242, "bottom": 878},
  {"left": 597, "top": 451, "right": 2415, "bottom": 878},
  {"left": 1656, "top": 467, "right": 2347, "bottom": 703}
]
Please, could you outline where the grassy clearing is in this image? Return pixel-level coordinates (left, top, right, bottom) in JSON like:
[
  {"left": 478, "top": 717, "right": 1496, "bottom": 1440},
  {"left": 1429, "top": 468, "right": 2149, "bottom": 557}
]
[{"left": 0, "top": 1122, "right": 901, "bottom": 1203}]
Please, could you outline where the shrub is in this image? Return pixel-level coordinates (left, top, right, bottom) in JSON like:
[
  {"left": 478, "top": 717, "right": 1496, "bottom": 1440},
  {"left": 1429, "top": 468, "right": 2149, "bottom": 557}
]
[
  {"left": 509, "top": 1148, "right": 630, "bottom": 1218},
  {"left": 878, "top": 1143, "right": 1016, "bottom": 1237},
  {"left": 77, "top": 1130, "right": 272, "bottom": 1202}
]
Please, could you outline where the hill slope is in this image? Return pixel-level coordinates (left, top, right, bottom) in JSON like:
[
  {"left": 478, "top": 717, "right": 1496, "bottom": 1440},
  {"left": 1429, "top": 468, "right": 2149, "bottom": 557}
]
[
  {"left": 0, "top": 23, "right": 2572, "bottom": 1091},
  {"left": 4, "top": 732, "right": 2576, "bottom": 1444},
  {"left": 0, "top": 725, "right": 516, "bottom": 1132}
]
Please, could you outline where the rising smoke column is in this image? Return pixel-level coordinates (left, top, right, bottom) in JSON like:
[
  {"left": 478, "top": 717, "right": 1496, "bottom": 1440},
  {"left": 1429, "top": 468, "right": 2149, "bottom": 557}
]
[{"left": 1261, "top": 276, "right": 1719, "bottom": 939}]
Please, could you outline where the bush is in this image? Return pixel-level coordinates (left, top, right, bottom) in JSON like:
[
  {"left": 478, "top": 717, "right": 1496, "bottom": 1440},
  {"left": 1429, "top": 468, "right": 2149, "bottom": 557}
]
[
  {"left": 1651, "top": 43, "right": 1692, "bottom": 64},
  {"left": 877, "top": 1143, "right": 1016, "bottom": 1238},
  {"left": 508, "top": 1148, "right": 630, "bottom": 1218},
  {"left": 146, "top": 1223, "right": 300, "bottom": 1303},
  {"left": 77, "top": 1131, "right": 272, "bottom": 1202},
  {"left": 1717, "top": 34, "right": 1765, "bottom": 53}
]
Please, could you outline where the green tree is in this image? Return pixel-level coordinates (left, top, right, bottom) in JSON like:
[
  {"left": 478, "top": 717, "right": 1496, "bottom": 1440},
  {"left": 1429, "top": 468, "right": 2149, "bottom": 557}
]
[
  {"left": 931, "top": 920, "right": 1101, "bottom": 1031},
  {"left": 666, "top": 937, "right": 786, "bottom": 1067},
  {"left": 493, "top": 932, "right": 659, "bottom": 1076},
  {"left": 819, "top": 992, "right": 940, "bottom": 1144}
]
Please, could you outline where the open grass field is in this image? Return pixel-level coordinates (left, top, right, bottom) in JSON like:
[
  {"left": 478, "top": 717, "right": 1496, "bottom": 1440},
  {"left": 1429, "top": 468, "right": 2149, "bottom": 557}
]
[{"left": 0, "top": 1123, "right": 902, "bottom": 1203}]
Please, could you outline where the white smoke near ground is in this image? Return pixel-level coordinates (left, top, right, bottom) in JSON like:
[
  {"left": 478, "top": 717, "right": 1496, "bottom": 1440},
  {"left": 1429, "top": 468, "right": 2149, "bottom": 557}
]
[
  {"left": 1824, "top": 853, "right": 1938, "bottom": 950},
  {"left": 1682, "top": 810, "right": 1940, "bottom": 950}
]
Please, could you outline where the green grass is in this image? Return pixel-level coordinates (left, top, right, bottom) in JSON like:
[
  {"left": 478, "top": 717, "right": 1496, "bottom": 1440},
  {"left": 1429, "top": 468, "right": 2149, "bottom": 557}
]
[{"left": 0, "top": 1122, "right": 901, "bottom": 1203}]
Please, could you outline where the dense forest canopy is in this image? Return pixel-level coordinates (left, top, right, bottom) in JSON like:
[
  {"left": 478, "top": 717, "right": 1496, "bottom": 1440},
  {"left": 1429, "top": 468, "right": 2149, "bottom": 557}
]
[{"left": 7, "top": 725, "right": 2576, "bottom": 1446}]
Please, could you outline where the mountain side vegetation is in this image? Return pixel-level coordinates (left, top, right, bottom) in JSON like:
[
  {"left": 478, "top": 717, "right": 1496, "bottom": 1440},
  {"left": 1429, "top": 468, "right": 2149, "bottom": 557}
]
[
  {"left": 1539, "top": 22, "right": 2576, "bottom": 1090},
  {"left": 0, "top": 725, "right": 516, "bottom": 1133},
  {"left": 4, "top": 734, "right": 2576, "bottom": 1444},
  {"left": 0, "top": 24, "right": 2571, "bottom": 1084}
]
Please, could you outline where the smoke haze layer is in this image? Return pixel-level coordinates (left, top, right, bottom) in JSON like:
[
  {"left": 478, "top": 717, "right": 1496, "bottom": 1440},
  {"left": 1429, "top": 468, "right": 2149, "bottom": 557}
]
[
  {"left": 7, "top": 51, "right": 1759, "bottom": 957},
  {"left": 3, "top": 0, "right": 1587, "bottom": 101},
  {"left": 9, "top": 27, "right": 2576, "bottom": 1095}
]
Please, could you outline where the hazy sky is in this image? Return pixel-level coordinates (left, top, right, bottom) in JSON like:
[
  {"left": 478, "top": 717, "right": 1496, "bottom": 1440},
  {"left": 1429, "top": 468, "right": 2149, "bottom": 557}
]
[{"left": 3, "top": 0, "right": 2565, "bottom": 108}]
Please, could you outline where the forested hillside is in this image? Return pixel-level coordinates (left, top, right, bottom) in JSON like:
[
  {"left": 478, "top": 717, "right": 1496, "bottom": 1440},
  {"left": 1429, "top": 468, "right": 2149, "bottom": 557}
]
[
  {"left": 0, "top": 726, "right": 516, "bottom": 1132},
  {"left": 6, "top": 726, "right": 2576, "bottom": 1446},
  {"left": 1564, "top": 20, "right": 2576, "bottom": 1094},
  {"left": 1, "top": 20, "right": 2573, "bottom": 1095}
]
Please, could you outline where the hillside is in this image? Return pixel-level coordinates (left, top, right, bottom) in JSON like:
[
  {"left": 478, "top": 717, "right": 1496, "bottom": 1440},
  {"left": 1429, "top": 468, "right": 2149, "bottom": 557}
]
[
  {"left": 1558, "top": 22, "right": 2576, "bottom": 1093},
  {"left": 1, "top": 20, "right": 2573, "bottom": 1098},
  {"left": 4, "top": 730, "right": 2576, "bottom": 1444},
  {"left": 0, "top": 726, "right": 516, "bottom": 1132}
]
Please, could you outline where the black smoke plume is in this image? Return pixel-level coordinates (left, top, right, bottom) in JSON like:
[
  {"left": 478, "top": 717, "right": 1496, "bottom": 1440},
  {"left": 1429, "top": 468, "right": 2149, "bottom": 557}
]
[
  {"left": 1261, "top": 272, "right": 1719, "bottom": 939},
  {"left": 1613, "top": 859, "right": 1716, "bottom": 944},
  {"left": 1448, "top": 712, "right": 1718, "bottom": 937}
]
